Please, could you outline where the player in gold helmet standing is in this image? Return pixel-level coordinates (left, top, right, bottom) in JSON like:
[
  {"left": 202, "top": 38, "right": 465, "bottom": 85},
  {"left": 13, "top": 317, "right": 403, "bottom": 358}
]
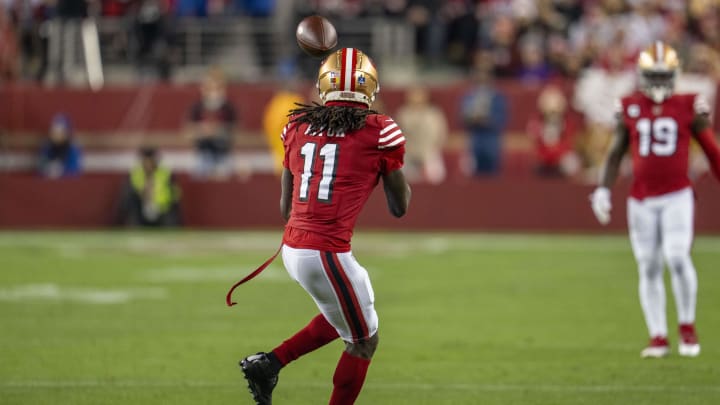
[{"left": 591, "top": 41, "right": 720, "bottom": 358}]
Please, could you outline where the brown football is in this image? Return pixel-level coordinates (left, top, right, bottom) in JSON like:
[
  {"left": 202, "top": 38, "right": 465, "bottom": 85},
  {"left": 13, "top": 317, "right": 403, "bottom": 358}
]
[{"left": 296, "top": 15, "right": 338, "bottom": 57}]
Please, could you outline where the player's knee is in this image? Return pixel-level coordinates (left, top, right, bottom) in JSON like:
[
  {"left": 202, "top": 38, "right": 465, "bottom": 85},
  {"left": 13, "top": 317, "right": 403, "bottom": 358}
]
[
  {"left": 664, "top": 253, "right": 691, "bottom": 276},
  {"left": 345, "top": 333, "right": 378, "bottom": 360},
  {"left": 636, "top": 256, "right": 662, "bottom": 279}
]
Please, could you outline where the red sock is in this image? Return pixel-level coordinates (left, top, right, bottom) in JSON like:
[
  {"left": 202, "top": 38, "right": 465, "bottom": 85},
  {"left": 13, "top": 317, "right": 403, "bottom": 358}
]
[
  {"left": 328, "top": 351, "right": 371, "bottom": 405},
  {"left": 272, "top": 314, "right": 339, "bottom": 366}
]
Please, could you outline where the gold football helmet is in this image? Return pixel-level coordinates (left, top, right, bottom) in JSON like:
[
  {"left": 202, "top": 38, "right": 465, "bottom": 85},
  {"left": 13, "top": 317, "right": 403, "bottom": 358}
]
[
  {"left": 317, "top": 48, "right": 379, "bottom": 106},
  {"left": 637, "top": 41, "right": 680, "bottom": 103}
]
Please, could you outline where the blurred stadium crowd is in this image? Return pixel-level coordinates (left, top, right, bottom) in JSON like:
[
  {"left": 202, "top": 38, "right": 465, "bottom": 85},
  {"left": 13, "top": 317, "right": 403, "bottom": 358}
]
[
  {"left": 1, "top": 0, "right": 720, "bottom": 81},
  {"left": 2, "top": 0, "right": 720, "bottom": 220}
]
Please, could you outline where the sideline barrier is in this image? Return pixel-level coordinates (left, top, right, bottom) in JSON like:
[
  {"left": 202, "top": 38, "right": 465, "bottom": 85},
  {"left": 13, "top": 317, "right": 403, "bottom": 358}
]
[{"left": 2, "top": 174, "right": 719, "bottom": 233}]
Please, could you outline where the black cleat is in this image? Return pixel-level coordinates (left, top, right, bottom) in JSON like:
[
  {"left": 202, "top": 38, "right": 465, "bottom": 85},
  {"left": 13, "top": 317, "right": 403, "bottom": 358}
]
[{"left": 240, "top": 352, "right": 279, "bottom": 405}]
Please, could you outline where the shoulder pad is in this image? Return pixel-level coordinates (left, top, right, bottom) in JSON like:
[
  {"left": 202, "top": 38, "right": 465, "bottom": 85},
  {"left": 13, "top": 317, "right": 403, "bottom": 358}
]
[
  {"left": 365, "top": 113, "right": 391, "bottom": 129},
  {"left": 281, "top": 117, "right": 303, "bottom": 141},
  {"left": 375, "top": 115, "right": 405, "bottom": 150}
]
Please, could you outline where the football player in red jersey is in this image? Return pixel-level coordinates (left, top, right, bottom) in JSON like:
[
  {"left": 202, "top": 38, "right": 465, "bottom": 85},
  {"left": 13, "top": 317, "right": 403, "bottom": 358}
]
[
  {"left": 591, "top": 41, "right": 720, "bottom": 358},
  {"left": 239, "top": 48, "right": 410, "bottom": 405}
]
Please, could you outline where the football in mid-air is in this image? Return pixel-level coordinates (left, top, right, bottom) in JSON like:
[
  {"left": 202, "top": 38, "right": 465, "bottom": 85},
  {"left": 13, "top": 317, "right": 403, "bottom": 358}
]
[{"left": 296, "top": 15, "right": 338, "bottom": 57}]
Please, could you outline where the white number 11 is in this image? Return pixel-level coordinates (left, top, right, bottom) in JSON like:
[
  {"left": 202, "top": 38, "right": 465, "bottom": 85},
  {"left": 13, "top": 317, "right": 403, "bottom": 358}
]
[{"left": 299, "top": 142, "right": 339, "bottom": 202}]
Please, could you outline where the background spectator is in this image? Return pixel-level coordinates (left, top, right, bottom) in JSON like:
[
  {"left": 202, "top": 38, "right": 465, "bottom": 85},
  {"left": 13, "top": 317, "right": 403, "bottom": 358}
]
[
  {"left": 395, "top": 86, "right": 448, "bottom": 184},
  {"left": 47, "top": 0, "right": 88, "bottom": 85},
  {"left": 262, "top": 79, "right": 304, "bottom": 176},
  {"left": 118, "top": 146, "right": 181, "bottom": 227},
  {"left": 405, "top": 0, "right": 445, "bottom": 66},
  {"left": 573, "top": 42, "right": 634, "bottom": 178},
  {"left": 518, "top": 36, "right": 552, "bottom": 84},
  {"left": 480, "top": 14, "right": 522, "bottom": 78},
  {"left": 38, "top": 113, "right": 82, "bottom": 178},
  {"left": 461, "top": 58, "right": 508, "bottom": 176},
  {"left": 623, "top": 0, "right": 666, "bottom": 54},
  {"left": 131, "top": 0, "right": 175, "bottom": 80},
  {"left": 187, "top": 67, "right": 237, "bottom": 179},
  {"left": 527, "top": 85, "right": 580, "bottom": 178},
  {"left": 15, "top": 0, "right": 51, "bottom": 82}
]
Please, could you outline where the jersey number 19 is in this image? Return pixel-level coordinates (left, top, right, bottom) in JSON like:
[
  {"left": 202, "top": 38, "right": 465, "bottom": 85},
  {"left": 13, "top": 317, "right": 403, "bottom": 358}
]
[
  {"left": 636, "top": 117, "right": 678, "bottom": 157},
  {"left": 299, "top": 142, "right": 339, "bottom": 203}
]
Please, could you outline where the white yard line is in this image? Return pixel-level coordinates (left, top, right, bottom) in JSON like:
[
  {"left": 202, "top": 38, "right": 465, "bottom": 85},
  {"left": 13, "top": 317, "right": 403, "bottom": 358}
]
[
  {"left": 1, "top": 380, "right": 719, "bottom": 393},
  {"left": 0, "top": 284, "right": 167, "bottom": 304},
  {"left": 0, "top": 233, "right": 717, "bottom": 255}
]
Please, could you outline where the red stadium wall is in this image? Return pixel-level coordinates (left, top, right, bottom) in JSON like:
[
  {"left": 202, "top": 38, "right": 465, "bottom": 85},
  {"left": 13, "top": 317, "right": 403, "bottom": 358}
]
[
  {"left": 2, "top": 83, "right": 720, "bottom": 232},
  {"left": 0, "top": 81, "right": 614, "bottom": 134},
  {"left": 2, "top": 174, "right": 720, "bottom": 233},
  {"left": 3, "top": 82, "right": 719, "bottom": 135}
]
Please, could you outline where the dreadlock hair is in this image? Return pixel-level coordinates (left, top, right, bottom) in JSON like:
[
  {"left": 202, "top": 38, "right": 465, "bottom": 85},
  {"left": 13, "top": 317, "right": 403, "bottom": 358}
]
[{"left": 289, "top": 102, "right": 378, "bottom": 136}]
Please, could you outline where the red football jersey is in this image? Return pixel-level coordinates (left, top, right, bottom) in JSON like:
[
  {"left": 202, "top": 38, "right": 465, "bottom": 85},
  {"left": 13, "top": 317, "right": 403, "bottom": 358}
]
[
  {"left": 618, "top": 91, "right": 706, "bottom": 199},
  {"left": 281, "top": 103, "right": 405, "bottom": 252}
]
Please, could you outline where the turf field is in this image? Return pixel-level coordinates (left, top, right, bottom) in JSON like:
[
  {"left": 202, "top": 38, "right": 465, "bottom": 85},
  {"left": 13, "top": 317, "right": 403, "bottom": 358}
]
[{"left": 1, "top": 231, "right": 719, "bottom": 405}]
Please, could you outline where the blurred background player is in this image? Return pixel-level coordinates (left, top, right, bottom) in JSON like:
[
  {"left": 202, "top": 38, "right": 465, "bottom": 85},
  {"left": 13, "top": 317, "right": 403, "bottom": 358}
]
[
  {"left": 590, "top": 41, "right": 720, "bottom": 358},
  {"left": 38, "top": 113, "right": 82, "bottom": 178},
  {"left": 239, "top": 48, "right": 410, "bottom": 405},
  {"left": 187, "top": 67, "right": 238, "bottom": 179},
  {"left": 118, "top": 146, "right": 181, "bottom": 227},
  {"left": 395, "top": 85, "right": 447, "bottom": 184}
]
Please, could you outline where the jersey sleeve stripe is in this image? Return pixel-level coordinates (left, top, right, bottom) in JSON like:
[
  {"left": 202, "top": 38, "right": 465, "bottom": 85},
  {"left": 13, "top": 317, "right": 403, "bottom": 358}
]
[
  {"left": 379, "top": 129, "right": 403, "bottom": 143},
  {"left": 378, "top": 136, "right": 405, "bottom": 149},
  {"left": 379, "top": 123, "right": 398, "bottom": 135},
  {"left": 281, "top": 126, "right": 287, "bottom": 141}
]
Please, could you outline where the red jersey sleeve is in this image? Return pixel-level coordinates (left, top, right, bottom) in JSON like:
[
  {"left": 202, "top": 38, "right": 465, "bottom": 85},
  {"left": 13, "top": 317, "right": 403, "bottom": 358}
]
[
  {"left": 376, "top": 116, "right": 406, "bottom": 174},
  {"left": 695, "top": 127, "right": 720, "bottom": 180}
]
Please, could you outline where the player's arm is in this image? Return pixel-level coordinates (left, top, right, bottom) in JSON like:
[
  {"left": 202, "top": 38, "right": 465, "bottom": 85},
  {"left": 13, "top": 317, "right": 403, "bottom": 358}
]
[
  {"left": 280, "top": 168, "right": 293, "bottom": 222},
  {"left": 279, "top": 123, "right": 293, "bottom": 222},
  {"left": 691, "top": 101, "right": 720, "bottom": 181},
  {"left": 590, "top": 112, "right": 630, "bottom": 225},
  {"left": 599, "top": 119, "right": 631, "bottom": 188},
  {"left": 382, "top": 169, "right": 411, "bottom": 218},
  {"left": 376, "top": 116, "right": 410, "bottom": 217}
]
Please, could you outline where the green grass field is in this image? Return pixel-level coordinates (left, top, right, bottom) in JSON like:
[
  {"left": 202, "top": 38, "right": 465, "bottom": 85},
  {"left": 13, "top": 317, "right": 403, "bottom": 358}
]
[{"left": 1, "top": 231, "right": 719, "bottom": 405}]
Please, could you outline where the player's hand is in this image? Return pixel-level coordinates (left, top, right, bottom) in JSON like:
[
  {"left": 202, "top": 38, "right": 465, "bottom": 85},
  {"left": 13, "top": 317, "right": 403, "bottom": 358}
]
[{"left": 590, "top": 187, "right": 612, "bottom": 225}]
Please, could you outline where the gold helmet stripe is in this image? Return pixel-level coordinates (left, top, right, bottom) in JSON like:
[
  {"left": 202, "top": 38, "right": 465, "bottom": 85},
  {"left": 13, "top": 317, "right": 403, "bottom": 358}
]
[{"left": 655, "top": 40, "right": 663, "bottom": 64}]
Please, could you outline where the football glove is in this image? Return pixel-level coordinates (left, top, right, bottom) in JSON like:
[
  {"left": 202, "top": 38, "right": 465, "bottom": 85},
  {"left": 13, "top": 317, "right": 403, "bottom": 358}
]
[{"left": 590, "top": 187, "right": 612, "bottom": 225}]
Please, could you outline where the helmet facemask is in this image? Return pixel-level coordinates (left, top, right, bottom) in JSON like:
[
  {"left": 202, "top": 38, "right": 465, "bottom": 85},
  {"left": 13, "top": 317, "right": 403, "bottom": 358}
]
[{"left": 640, "top": 69, "right": 676, "bottom": 104}]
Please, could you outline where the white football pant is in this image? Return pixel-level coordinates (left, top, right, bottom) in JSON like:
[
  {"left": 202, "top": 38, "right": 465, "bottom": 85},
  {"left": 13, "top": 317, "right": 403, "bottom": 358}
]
[
  {"left": 627, "top": 187, "right": 698, "bottom": 338},
  {"left": 281, "top": 245, "right": 378, "bottom": 343}
]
